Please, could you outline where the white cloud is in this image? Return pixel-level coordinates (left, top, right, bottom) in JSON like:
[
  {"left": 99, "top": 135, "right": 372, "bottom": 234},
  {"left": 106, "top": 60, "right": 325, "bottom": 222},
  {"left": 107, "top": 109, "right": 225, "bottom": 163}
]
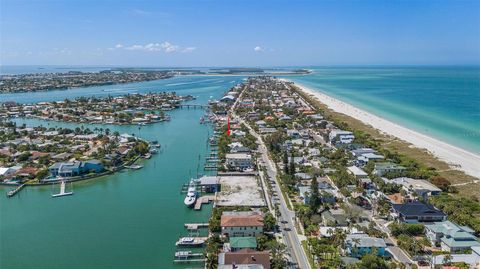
[
  {"left": 182, "top": 47, "right": 196, "bottom": 53},
  {"left": 254, "top": 46, "right": 264, "bottom": 52},
  {"left": 131, "top": 9, "right": 152, "bottom": 15},
  {"left": 110, "top": 42, "right": 195, "bottom": 53}
]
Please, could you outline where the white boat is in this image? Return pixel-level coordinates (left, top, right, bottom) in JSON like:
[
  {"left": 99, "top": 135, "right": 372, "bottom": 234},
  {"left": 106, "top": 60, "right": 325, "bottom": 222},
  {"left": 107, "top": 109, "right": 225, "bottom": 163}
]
[
  {"left": 175, "top": 237, "right": 205, "bottom": 247},
  {"left": 184, "top": 180, "right": 197, "bottom": 207},
  {"left": 52, "top": 180, "right": 73, "bottom": 198},
  {"left": 125, "top": 164, "right": 143, "bottom": 170}
]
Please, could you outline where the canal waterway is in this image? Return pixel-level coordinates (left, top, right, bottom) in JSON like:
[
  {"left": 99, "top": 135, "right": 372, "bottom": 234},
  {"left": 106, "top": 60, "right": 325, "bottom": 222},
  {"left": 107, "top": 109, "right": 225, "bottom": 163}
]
[{"left": 0, "top": 76, "right": 244, "bottom": 269}]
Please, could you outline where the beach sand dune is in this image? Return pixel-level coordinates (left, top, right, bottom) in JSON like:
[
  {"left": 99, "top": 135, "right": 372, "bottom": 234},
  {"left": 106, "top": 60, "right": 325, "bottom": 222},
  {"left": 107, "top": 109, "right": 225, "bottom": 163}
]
[{"left": 292, "top": 82, "right": 480, "bottom": 178}]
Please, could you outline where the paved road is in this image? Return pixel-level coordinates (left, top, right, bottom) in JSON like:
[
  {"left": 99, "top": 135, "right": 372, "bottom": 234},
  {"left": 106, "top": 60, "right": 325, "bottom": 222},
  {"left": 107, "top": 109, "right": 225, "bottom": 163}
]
[
  {"left": 241, "top": 118, "right": 311, "bottom": 269},
  {"left": 229, "top": 91, "right": 310, "bottom": 268}
]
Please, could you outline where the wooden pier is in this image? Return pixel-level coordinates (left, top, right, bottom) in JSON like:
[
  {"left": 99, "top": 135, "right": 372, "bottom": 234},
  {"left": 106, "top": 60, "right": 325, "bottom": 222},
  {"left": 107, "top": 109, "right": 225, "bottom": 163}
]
[
  {"left": 194, "top": 195, "right": 215, "bottom": 210},
  {"left": 6, "top": 184, "right": 26, "bottom": 198},
  {"left": 184, "top": 223, "right": 209, "bottom": 230}
]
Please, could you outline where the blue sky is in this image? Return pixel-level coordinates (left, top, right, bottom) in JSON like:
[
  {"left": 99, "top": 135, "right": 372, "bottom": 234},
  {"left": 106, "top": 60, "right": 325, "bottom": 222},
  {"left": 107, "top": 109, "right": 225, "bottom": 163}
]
[{"left": 1, "top": 0, "right": 479, "bottom": 66}]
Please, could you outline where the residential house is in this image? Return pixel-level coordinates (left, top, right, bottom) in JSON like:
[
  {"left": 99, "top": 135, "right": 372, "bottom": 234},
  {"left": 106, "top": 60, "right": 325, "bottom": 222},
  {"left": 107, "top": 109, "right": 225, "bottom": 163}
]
[
  {"left": 373, "top": 162, "right": 406, "bottom": 176},
  {"left": 345, "top": 233, "right": 387, "bottom": 258},
  {"left": 392, "top": 201, "right": 446, "bottom": 223},
  {"left": 229, "top": 237, "right": 257, "bottom": 252},
  {"left": 391, "top": 177, "right": 442, "bottom": 198},
  {"left": 218, "top": 249, "right": 270, "bottom": 269},
  {"left": 322, "top": 208, "right": 348, "bottom": 227},
  {"left": 228, "top": 142, "right": 250, "bottom": 153},
  {"left": 425, "top": 221, "right": 480, "bottom": 252},
  {"left": 347, "top": 166, "right": 369, "bottom": 179},
  {"left": 357, "top": 153, "right": 384, "bottom": 165},
  {"left": 49, "top": 160, "right": 104, "bottom": 177},
  {"left": 329, "top": 130, "right": 355, "bottom": 144},
  {"left": 221, "top": 211, "right": 264, "bottom": 237},
  {"left": 0, "top": 167, "right": 15, "bottom": 179},
  {"left": 225, "top": 153, "right": 252, "bottom": 170}
]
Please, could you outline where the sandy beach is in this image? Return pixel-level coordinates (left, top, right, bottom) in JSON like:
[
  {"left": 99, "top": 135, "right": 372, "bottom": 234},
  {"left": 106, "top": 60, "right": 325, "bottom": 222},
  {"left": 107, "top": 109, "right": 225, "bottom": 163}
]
[{"left": 291, "top": 81, "right": 480, "bottom": 178}]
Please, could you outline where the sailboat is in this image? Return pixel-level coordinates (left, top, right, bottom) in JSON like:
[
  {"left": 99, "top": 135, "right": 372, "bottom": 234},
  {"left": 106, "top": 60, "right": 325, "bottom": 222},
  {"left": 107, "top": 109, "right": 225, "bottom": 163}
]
[{"left": 52, "top": 179, "right": 74, "bottom": 198}]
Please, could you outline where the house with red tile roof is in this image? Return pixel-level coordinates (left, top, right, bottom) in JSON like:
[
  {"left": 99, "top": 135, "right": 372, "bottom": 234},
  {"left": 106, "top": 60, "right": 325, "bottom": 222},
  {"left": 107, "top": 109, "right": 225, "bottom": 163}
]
[{"left": 221, "top": 211, "right": 264, "bottom": 237}]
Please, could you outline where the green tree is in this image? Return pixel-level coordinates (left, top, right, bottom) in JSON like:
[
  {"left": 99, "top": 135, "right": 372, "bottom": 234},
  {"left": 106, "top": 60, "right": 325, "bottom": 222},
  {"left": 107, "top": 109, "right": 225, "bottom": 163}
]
[{"left": 309, "top": 177, "right": 321, "bottom": 212}]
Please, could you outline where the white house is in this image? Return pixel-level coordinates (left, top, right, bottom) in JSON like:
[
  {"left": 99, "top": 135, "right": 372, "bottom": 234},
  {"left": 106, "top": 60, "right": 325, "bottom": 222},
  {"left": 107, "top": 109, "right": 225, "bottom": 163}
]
[
  {"left": 226, "top": 153, "right": 252, "bottom": 170},
  {"left": 228, "top": 142, "right": 250, "bottom": 153},
  {"left": 329, "top": 130, "right": 355, "bottom": 144},
  {"left": 347, "top": 166, "right": 368, "bottom": 179},
  {"left": 0, "top": 167, "right": 15, "bottom": 178}
]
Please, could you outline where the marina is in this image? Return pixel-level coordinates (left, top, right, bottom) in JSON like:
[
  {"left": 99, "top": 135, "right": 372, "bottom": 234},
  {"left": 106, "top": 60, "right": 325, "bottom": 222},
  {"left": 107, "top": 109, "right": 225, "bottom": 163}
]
[{"left": 1, "top": 75, "right": 245, "bottom": 269}]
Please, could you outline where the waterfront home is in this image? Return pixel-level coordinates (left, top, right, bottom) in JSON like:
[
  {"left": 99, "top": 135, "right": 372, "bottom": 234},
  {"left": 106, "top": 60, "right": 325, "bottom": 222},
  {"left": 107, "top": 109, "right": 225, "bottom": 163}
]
[
  {"left": 49, "top": 160, "right": 104, "bottom": 177},
  {"left": 0, "top": 167, "right": 15, "bottom": 179},
  {"left": 228, "top": 142, "right": 250, "bottom": 153},
  {"left": 225, "top": 153, "right": 252, "bottom": 171},
  {"left": 391, "top": 201, "right": 446, "bottom": 223},
  {"left": 228, "top": 237, "right": 257, "bottom": 252},
  {"left": 345, "top": 233, "right": 387, "bottom": 258},
  {"left": 390, "top": 177, "right": 442, "bottom": 198},
  {"left": 220, "top": 211, "right": 264, "bottom": 237},
  {"left": 329, "top": 130, "right": 355, "bottom": 145},
  {"left": 231, "top": 130, "right": 246, "bottom": 137},
  {"left": 196, "top": 175, "right": 220, "bottom": 193},
  {"left": 425, "top": 221, "right": 480, "bottom": 252},
  {"left": 218, "top": 249, "right": 270, "bottom": 269},
  {"left": 373, "top": 162, "right": 406, "bottom": 176}
]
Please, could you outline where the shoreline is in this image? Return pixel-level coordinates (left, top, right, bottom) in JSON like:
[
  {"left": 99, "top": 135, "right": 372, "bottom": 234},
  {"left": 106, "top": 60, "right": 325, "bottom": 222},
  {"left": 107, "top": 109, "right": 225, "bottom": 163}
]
[{"left": 288, "top": 80, "right": 480, "bottom": 178}]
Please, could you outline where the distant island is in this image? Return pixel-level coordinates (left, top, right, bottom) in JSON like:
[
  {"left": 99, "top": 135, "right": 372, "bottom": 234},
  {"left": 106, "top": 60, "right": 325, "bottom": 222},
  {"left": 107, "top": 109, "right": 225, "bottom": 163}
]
[
  {"left": 0, "top": 70, "right": 173, "bottom": 93},
  {"left": 0, "top": 68, "right": 311, "bottom": 93}
]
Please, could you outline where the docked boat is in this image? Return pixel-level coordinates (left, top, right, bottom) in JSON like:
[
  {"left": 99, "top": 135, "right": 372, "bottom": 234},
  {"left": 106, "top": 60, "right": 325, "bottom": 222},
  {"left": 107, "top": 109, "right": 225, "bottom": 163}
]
[
  {"left": 184, "top": 180, "right": 197, "bottom": 207},
  {"left": 125, "top": 164, "right": 143, "bottom": 170},
  {"left": 175, "top": 237, "right": 205, "bottom": 247},
  {"left": 143, "top": 153, "right": 152, "bottom": 159}
]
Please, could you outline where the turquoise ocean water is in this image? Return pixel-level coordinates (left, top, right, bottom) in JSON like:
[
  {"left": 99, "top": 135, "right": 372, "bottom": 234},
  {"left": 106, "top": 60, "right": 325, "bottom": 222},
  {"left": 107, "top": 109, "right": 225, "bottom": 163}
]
[
  {"left": 287, "top": 66, "right": 480, "bottom": 154},
  {"left": 0, "top": 66, "right": 479, "bottom": 268},
  {"left": 0, "top": 76, "right": 244, "bottom": 269}
]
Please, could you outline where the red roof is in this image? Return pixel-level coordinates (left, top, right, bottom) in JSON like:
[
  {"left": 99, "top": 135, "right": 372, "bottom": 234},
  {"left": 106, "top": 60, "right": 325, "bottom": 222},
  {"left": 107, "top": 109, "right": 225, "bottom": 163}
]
[
  {"left": 221, "top": 214, "right": 264, "bottom": 227},
  {"left": 223, "top": 249, "right": 270, "bottom": 269}
]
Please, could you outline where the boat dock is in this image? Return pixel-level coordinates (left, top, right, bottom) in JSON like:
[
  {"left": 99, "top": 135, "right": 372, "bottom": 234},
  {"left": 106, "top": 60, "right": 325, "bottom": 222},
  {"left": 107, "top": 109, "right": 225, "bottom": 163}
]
[
  {"left": 173, "top": 251, "right": 206, "bottom": 263},
  {"left": 194, "top": 195, "right": 215, "bottom": 210},
  {"left": 6, "top": 184, "right": 26, "bottom": 198},
  {"left": 184, "top": 223, "right": 209, "bottom": 230}
]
